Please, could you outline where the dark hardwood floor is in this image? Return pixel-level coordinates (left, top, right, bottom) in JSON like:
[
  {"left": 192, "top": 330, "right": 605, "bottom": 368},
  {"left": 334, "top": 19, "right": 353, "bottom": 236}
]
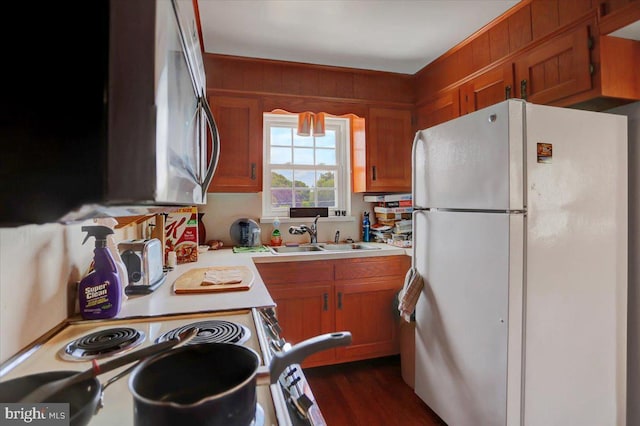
[{"left": 304, "top": 356, "right": 446, "bottom": 426}]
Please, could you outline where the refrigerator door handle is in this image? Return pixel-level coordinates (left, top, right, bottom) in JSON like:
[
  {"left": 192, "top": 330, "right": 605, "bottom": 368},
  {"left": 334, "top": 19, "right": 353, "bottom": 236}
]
[
  {"left": 411, "top": 132, "right": 425, "bottom": 209},
  {"left": 410, "top": 209, "right": 429, "bottom": 270}
]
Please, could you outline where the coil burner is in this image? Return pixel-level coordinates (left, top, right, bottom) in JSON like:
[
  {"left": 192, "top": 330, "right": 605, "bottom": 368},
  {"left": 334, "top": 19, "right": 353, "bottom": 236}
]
[
  {"left": 58, "top": 327, "right": 146, "bottom": 361},
  {"left": 156, "top": 320, "right": 250, "bottom": 346}
]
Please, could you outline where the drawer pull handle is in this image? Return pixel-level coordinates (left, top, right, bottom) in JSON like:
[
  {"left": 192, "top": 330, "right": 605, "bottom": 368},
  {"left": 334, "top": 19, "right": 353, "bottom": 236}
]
[
  {"left": 323, "top": 293, "right": 328, "bottom": 311},
  {"left": 338, "top": 292, "right": 343, "bottom": 310}
]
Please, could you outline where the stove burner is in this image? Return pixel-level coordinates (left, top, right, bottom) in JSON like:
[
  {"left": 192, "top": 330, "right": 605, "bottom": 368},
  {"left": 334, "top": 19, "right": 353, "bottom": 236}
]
[
  {"left": 59, "top": 327, "right": 145, "bottom": 361},
  {"left": 156, "top": 320, "right": 250, "bottom": 346}
]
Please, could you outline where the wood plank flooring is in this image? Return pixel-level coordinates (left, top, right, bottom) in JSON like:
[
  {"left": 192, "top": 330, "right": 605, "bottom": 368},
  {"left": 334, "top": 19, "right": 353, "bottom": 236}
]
[{"left": 304, "top": 356, "right": 446, "bottom": 426}]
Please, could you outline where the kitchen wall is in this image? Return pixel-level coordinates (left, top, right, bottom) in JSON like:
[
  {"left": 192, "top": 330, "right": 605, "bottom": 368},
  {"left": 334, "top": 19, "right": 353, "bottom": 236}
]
[
  {"left": 0, "top": 222, "right": 138, "bottom": 365},
  {"left": 608, "top": 101, "right": 640, "bottom": 426},
  {"left": 200, "top": 192, "right": 372, "bottom": 246}
]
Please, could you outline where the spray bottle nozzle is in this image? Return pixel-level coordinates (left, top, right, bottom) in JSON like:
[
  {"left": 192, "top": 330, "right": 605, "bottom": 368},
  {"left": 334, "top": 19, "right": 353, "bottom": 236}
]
[{"left": 81, "top": 225, "right": 115, "bottom": 245}]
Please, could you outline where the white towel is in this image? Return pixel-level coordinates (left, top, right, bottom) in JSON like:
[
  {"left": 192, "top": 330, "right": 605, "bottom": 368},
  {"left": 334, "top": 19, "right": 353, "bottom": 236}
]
[
  {"left": 202, "top": 269, "right": 243, "bottom": 286},
  {"left": 398, "top": 267, "right": 423, "bottom": 322}
]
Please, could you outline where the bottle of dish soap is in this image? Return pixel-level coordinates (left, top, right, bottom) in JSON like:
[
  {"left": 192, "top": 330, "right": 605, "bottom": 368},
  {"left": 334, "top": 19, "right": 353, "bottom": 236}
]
[
  {"left": 362, "top": 212, "right": 371, "bottom": 242},
  {"left": 270, "top": 217, "right": 282, "bottom": 246},
  {"left": 78, "top": 225, "right": 122, "bottom": 320}
]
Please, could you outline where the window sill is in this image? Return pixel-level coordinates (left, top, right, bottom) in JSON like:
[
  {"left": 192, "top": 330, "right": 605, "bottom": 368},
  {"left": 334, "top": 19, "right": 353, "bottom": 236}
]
[{"left": 260, "top": 216, "right": 356, "bottom": 224}]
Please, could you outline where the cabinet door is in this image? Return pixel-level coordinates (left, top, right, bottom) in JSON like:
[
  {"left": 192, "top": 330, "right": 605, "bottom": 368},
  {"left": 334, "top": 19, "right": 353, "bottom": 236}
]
[
  {"left": 514, "top": 22, "right": 592, "bottom": 105},
  {"left": 460, "top": 63, "right": 514, "bottom": 115},
  {"left": 255, "top": 260, "right": 336, "bottom": 367},
  {"left": 334, "top": 277, "right": 403, "bottom": 362},
  {"left": 334, "top": 256, "right": 410, "bottom": 362},
  {"left": 267, "top": 283, "right": 336, "bottom": 367},
  {"left": 364, "top": 108, "right": 413, "bottom": 193},
  {"left": 207, "top": 96, "right": 262, "bottom": 192},
  {"left": 415, "top": 88, "right": 460, "bottom": 130}
]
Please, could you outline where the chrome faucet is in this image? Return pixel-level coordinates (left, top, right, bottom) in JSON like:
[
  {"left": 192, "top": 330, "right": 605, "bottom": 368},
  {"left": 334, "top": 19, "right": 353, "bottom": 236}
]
[{"left": 289, "top": 215, "right": 320, "bottom": 244}]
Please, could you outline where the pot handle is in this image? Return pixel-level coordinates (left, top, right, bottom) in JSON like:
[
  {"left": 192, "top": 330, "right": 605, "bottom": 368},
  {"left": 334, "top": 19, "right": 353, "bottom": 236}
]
[{"left": 269, "top": 331, "right": 352, "bottom": 384}]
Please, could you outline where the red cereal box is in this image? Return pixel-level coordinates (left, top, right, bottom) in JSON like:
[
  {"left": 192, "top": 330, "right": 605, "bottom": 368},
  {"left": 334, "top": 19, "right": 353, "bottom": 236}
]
[{"left": 165, "top": 207, "right": 198, "bottom": 264}]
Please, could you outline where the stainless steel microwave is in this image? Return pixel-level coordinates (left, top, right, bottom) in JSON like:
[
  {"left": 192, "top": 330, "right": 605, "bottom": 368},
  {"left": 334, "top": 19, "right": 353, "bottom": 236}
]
[{"left": 0, "top": 0, "right": 220, "bottom": 226}]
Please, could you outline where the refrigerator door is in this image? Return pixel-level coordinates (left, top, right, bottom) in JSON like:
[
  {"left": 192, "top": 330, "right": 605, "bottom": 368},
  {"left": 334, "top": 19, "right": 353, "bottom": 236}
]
[
  {"left": 412, "top": 99, "right": 525, "bottom": 211},
  {"left": 413, "top": 209, "right": 524, "bottom": 426}
]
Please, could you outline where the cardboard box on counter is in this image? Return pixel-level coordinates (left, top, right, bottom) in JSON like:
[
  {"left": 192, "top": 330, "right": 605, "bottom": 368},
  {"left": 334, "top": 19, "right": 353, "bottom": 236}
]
[{"left": 165, "top": 207, "right": 198, "bottom": 264}]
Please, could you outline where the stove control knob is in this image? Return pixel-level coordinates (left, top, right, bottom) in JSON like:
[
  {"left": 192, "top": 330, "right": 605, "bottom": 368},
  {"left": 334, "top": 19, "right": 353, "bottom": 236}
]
[{"left": 287, "top": 376, "right": 301, "bottom": 390}]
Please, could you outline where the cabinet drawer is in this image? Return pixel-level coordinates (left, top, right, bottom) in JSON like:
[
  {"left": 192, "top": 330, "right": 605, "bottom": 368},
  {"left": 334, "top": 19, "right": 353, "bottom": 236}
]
[
  {"left": 255, "top": 260, "right": 334, "bottom": 285},
  {"left": 334, "top": 256, "right": 410, "bottom": 280}
]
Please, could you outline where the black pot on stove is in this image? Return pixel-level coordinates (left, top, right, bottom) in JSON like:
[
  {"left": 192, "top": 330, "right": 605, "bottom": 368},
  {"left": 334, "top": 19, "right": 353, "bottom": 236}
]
[{"left": 128, "top": 332, "right": 351, "bottom": 426}]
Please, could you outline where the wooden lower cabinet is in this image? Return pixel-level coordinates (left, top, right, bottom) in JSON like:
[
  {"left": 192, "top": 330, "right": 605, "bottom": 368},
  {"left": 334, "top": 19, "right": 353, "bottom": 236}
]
[
  {"left": 255, "top": 255, "right": 410, "bottom": 367},
  {"left": 335, "top": 277, "right": 405, "bottom": 362},
  {"left": 267, "top": 282, "right": 335, "bottom": 366}
]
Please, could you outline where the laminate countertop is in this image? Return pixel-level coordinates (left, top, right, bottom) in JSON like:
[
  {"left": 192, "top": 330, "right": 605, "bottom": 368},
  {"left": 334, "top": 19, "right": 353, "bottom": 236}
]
[{"left": 116, "top": 243, "right": 408, "bottom": 319}]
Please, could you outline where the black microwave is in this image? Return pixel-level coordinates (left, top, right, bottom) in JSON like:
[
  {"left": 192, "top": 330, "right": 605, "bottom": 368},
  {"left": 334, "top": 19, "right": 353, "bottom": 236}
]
[{"left": 0, "top": 0, "right": 220, "bottom": 226}]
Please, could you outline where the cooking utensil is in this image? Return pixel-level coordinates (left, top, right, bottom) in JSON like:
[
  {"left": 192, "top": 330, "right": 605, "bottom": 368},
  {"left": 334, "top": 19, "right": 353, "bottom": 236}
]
[
  {"left": 129, "top": 331, "right": 352, "bottom": 426},
  {"left": 173, "top": 266, "right": 254, "bottom": 294}
]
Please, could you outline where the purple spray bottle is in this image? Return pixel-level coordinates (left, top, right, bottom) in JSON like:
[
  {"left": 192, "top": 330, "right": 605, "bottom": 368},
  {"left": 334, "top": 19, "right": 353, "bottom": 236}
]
[{"left": 78, "top": 225, "right": 122, "bottom": 319}]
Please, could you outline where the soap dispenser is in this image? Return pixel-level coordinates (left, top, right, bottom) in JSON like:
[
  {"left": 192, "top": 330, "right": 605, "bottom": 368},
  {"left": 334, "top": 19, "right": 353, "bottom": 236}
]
[{"left": 270, "top": 217, "right": 282, "bottom": 246}]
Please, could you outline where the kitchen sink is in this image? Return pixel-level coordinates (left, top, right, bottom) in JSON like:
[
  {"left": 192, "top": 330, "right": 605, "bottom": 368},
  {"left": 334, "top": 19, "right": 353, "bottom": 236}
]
[
  {"left": 269, "top": 243, "right": 382, "bottom": 254},
  {"left": 268, "top": 245, "right": 326, "bottom": 254},
  {"left": 318, "top": 243, "right": 381, "bottom": 251}
]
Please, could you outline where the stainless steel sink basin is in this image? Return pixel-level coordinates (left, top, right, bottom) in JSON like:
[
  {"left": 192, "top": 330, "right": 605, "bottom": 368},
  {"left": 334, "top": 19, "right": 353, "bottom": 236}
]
[
  {"left": 319, "top": 243, "right": 381, "bottom": 251},
  {"left": 268, "top": 245, "right": 326, "bottom": 254},
  {"left": 268, "top": 243, "right": 382, "bottom": 254}
]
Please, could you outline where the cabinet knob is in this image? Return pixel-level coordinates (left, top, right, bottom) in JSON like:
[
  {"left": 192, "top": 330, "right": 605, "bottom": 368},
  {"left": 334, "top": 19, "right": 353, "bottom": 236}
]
[
  {"left": 251, "top": 163, "right": 256, "bottom": 180},
  {"left": 323, "top": 293, "right": 328, "bottom": 311},
  {"left": 372, "top": 166, "right": 377, "bottom": 181},
  {"left": 505, "top": 85, "right": 512, "bottom": 100}
]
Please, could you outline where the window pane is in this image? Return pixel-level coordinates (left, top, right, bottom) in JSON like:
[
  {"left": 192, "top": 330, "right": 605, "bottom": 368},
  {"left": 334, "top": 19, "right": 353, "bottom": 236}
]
[
  {"left": 271, "top": 188, "right": 292, "bottom": 208},
  {"left": 293, "top": 147, "right": 314, "bottom": 165},
  {"left": 271, "top": 127, "right": 292, "bottom": 146},
  {"left": 315, "top": 149, "right": 336, "bottom": 166},
  {"left": 271, "top": 147, "right": 292, "bottom": 164},
  {"left": 271, "top": 170, "right": 293, "bottom": 188},
  {"left": 316, "top": 171, "right": 335, "bottom": 188},
  {"left": 316, "top": 189, "right": 336, "bottom": 207},
  {"left": 294, "top": 189, "right": 312, "bottom": 207},
  {"left": 316, "top": 130, "right": 336, "bottom": 148},
  {"left": 294, "top": 170, "right": 315, "bottom": 188},
  {"left": 293, "top": 133, "right": 313, "bottom": 147}
]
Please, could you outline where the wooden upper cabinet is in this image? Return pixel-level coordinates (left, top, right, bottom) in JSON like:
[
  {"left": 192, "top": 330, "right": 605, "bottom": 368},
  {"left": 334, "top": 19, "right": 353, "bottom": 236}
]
[
  {"left": 207, "top": 95, "right": 262, "bottom": 192},
  {"left": 598, "top": 0, "right": 640, "bottom": 34},
  {"left": 509, "top": 3, "right": 533, "bottom": 51},
  {"left": 415, "top": 88, "right": 460, "bottom": 131},
  {"left": 355, "top": 108, "right": 412, "bottom": 193},
  {"left": 460, "top": 62, "right": 515, "bottom": 115},
  {"left": 514, "top": 21, "right": 592, "bottom": 105},
  {"left": 531, "top": 0, "right": 595, "bottom": 39}
]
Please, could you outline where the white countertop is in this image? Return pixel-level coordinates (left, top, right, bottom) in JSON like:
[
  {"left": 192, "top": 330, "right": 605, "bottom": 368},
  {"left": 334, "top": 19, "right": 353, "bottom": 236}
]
[
  {"left": 116, "top": 243, "right": 408, "bottom": 318},
  {"left": 116, "top": 249, "right": 273, "bottom": 318}
]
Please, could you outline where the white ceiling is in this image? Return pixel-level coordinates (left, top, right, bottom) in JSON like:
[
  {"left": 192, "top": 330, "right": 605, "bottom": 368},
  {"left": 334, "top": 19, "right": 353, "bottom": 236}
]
[{"left": 197, "top": 0, "right": 520, "bottom": 74}]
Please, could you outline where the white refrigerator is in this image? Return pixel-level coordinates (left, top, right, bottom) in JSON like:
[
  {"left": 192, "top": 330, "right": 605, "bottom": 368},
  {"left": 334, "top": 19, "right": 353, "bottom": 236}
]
[{"left": 411, "top": 100, "right": 628, "bottom": 426}]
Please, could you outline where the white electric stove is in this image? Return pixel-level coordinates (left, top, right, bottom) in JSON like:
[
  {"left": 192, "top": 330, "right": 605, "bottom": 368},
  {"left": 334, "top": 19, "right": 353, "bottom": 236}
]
[{"left": 0, "top": 308, "right": 325, "bottom": 426}]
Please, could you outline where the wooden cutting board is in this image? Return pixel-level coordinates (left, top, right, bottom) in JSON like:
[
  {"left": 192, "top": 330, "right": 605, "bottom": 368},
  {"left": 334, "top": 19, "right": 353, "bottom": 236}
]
[{"left": 173, "top": 266, "right": 254, "bottom": 294}]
